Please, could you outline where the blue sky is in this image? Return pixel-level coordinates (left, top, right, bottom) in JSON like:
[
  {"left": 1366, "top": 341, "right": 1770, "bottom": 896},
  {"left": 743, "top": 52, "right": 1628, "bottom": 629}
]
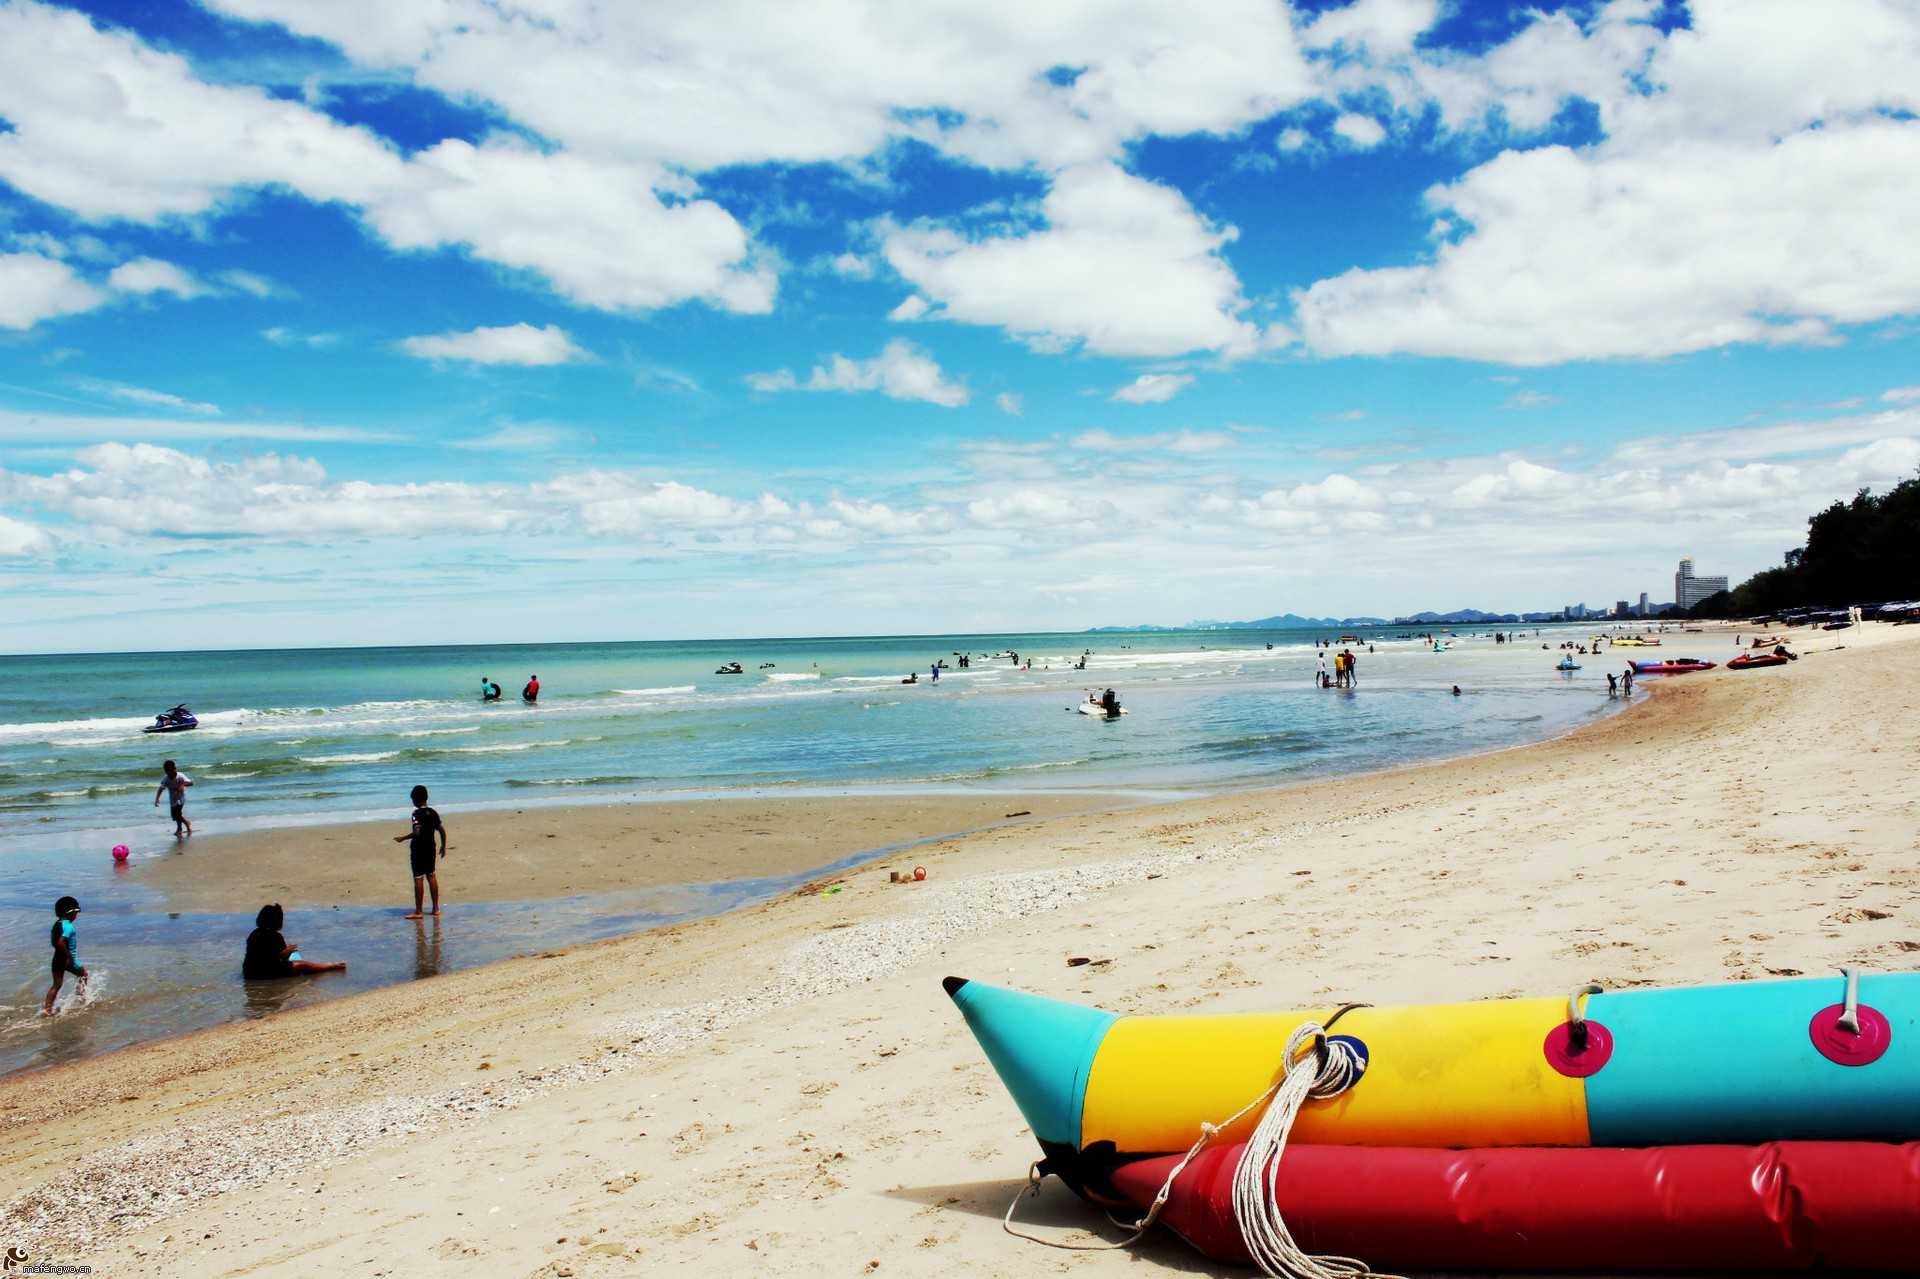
[{"left": 1, "top": 0, "right": 1918, "bottom": 652}]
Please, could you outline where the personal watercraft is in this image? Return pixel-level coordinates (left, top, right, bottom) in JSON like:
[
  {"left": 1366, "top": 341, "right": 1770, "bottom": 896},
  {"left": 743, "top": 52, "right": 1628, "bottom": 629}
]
[{"left": 143, "top": 704, "right": 198, "bottom": 733}]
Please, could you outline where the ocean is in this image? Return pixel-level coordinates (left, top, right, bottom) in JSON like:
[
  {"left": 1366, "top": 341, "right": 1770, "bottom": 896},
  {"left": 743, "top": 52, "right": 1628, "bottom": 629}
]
[{"left": 0, "top": 624, "right": 1693, "bottom": 1072}]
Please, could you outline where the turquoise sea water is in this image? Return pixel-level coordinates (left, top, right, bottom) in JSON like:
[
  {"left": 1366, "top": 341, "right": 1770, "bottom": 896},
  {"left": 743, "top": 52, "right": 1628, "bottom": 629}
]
[{"left": 0, "top": 625, "right": 1733, "bottom": 1073}]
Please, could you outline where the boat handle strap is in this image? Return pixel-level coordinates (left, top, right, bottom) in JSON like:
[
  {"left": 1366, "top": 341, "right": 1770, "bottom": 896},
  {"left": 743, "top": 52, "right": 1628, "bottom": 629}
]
[
  {"left": 1838, "top": 966, "right": 1862, "bottom": 1036},
  {"left": 1567, "top": 982, "right": 1604, "bottom": 1050}
]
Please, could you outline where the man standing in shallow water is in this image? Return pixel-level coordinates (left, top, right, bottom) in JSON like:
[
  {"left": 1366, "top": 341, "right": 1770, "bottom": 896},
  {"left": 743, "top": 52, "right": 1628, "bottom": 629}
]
[{"left": 393, "top": 784, "right": 447, "bottom": 919}]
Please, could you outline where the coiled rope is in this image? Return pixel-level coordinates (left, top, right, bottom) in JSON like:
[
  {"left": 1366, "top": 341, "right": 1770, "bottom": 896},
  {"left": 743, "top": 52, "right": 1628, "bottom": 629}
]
[{"left": 1003, "top": 1011, "right": 1398, "bottom": 1279}]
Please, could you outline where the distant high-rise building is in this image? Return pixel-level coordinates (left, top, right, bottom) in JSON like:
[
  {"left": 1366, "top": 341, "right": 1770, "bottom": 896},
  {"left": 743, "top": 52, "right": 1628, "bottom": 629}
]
[
  {"left": 1638, "top": 592, "right": 1649, "bottom": 617},
  {"left": 1675, "top": 558, "right": 1729, "bottom": 610},
  {"left": 1615, "top": 600, "right": 1631, "bottom": 617}
]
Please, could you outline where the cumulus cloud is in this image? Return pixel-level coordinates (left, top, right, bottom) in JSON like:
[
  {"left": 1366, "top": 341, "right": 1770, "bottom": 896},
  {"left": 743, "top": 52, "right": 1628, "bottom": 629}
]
[
  {"left": 0, "top": 511, "right": 50, "bottom": 557},
  {"left": 1884, "top": 386, "right": 1920, "bottom": 404},
  {"left": 0, "top": 3, "right": 771, "bottom": 320},
  {"left": 746, "top": 340, "right": 968, "bottom": 407},
  {"left": 398, "top": 323, "right": 590, "bottom": 367},
  {"left": 1110, "top": 373, "right": 1195, "bottom": 404},
  {"left": 1331, "top": 113, "right": 1387, "bottom": 148},
  {"left": 995, "top": 392, "right": 1024, "bottom": 417},
  {"left": 106, "top": 258, "right": 208, "bottom": 299},
  {"left": 0, "top": 253, "right": 110, "bottom": 330},
  {"left": 1292, "top": 1, "right": 1920, "bottom": 365},
  {"left": 882, "top": 165, "right": 1267, "bottom": 359},
  {"left": 888, "top": 295, "right": 931, "bottom": 322}
]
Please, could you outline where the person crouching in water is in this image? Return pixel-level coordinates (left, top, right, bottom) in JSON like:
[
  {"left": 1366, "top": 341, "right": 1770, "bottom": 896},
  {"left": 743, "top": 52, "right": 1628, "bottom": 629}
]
[
  {"left": 43, "top": 895, "right": 86, "bottom": 1016},
  {"left": 243, "top": 903, "right": 346, "bottom": 979}
]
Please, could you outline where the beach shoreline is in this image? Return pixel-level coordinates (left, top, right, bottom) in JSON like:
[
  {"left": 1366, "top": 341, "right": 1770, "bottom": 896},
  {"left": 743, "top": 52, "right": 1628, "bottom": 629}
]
[
  {"left": 140, "top": 789, "right": 1144, "bottom": 914},
  {"left": 4, "top": 620, "right": 1913, "bottom": 1276}
]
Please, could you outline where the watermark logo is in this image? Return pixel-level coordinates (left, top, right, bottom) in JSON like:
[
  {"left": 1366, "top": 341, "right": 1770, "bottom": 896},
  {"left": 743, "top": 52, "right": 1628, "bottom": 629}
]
[{"left": 3, "top": 1252, "right": 91, "bottom": 1277}]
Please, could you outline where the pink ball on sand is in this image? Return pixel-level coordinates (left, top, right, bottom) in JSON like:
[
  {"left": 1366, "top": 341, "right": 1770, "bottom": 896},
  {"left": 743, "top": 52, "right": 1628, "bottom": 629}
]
[{"left": 112, "top": 843, "right": 130, "bottom": 862}]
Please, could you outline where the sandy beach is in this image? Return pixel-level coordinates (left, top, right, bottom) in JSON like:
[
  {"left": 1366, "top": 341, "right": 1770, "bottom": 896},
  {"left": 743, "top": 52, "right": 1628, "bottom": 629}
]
[{"left": 4, "top": 623, "right": 1917, "bottom": 1277}]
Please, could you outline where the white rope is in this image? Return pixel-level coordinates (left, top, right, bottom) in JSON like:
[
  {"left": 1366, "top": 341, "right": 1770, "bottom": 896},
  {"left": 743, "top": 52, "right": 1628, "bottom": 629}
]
[
  {"left": 1232, "top": 1023, "right": 1401, "bottom": 1279},
  {"left": 1003, "top": 1015, "right": 1399, "bottom": 1279}
]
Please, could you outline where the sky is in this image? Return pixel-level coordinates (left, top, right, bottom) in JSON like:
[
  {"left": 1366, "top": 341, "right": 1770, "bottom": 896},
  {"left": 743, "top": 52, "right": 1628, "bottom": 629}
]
[{"left": 2, "top": 0, "right": 1918, "bottom": 653}]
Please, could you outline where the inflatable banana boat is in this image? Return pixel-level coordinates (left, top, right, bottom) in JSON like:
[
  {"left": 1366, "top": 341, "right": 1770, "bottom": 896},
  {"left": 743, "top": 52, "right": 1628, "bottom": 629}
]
[{"left": 947, "top": 972, "right": 1920, "bottom": 1270}]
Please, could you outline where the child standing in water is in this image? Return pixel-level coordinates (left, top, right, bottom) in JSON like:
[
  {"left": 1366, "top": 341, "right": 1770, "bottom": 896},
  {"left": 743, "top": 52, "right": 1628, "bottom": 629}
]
[
  {"left": 154, "top": 759, "right": 192, "bottom": 837},
  {"left": 43, "top": 896, "right": 87, "bottom": 1016},
  {"left": 393, "top": 784, "right": 447, "bottom": 919}
]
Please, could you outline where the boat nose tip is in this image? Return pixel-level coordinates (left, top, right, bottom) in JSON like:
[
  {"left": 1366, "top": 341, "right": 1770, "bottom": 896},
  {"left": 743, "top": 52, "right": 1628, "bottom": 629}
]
[{"left": 943, "top": 975, "right": 970, "bottom": 998}]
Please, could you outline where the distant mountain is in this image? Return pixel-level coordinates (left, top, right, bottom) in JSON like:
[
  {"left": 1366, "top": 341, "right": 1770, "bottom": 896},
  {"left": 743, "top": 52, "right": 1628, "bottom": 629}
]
[
  {"left": 1189, "top": 614, "right": 1388, "bottom": 630},
  {"left": 1393, "top": 608, "right": 1522, "bottom": 624}
]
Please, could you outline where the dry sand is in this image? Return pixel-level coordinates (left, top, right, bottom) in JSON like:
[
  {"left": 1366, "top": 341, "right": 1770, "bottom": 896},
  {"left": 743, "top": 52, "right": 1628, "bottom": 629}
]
[
  {"left": 4, "top": 623, "right": 1918, "bottom": 1277},
  {"left": 146, "top": 791, "right": 1128, "bottom": 913}
]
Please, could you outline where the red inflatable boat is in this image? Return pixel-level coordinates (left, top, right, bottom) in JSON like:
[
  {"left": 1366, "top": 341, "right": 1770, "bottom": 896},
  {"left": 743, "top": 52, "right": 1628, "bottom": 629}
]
[
  {"left": 1109, "top": 1140, "right": 1920, "bottom": 1272},
  {"left": 1728, "top": 652, "right": 1790, "bottom": 670}
]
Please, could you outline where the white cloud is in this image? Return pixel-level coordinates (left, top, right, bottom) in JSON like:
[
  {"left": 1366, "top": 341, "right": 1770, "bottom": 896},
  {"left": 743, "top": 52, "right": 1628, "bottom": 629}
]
[
  {"left": 262, "top": 326, "right": 342, "bottom": 349},
  {"left": 1071, "top": 429, "right": 1232, "bottom": 455},
  {"left": 0, "top": 4, "right": 771, "bottom": 320},
  {"left": 882, "top": 164, "right": 1267, "bottom": 359},
  {"left": 1110, "top": 373, "right": 1195, "bottom": 404},
  {"left": 827, "top": 497, "right": 951, "bottom": 536},
  {"left": 1286, "top": 473, "right": 1382, "bottom": 508},
  {"left": 888, "top": 295, "right": 931, "bottom": 322},
  {"left": 995, "top": 392, "right": 1024, "bottom": 417},
  {"left": 1302, "top": 0, "right": 1441, "bottom": 58},
  {"left": 75, "top": 379, "right": 221, "bottom": 416},
  {"left": 451, "top": 425, "right": 582, "bottom": 452},
  {"left": 1331, "top": 113, "right": 1387, "bottom": 148},
  {"left": 1504, "top": 390, "right": 1559, "bottom": 409},
  {"left": 397, "top": 323, "right": 589, "bottom": 367},
  {"left": 0, "top": 511, "right": 50, "bottom": 557},
  {"left": 106, "top": 257, "right": 208, "bottom": 298},
  {"left": 746, "top": 340, "right": 968, "bottom": 407},
  {"left": 366, "top": 139, "right": 776, "bottom": 316},
  {"left": 1884, "top": 386, "right": 1920, "bottom": 404},
  {"left": 1293, "top": 2, "right": 1920, "bottom": 365},
  {"left": 218, "top": 269, "right": 283, "bottom": 298},
  {"left": 208, "top": 0, "right": 1317, "bottom": 174},
  {"left": 966, "top": 487, "right": 1095, "bottom": 528},
  {"left": 0, "top": 409, "right": 392, "bottom": 445},
  {"left": 828, "top": 253, "right": 874, "bottom": 279},
  {"left": 1275, "top": 127, "right": 1311, "bottom": 152},
  {"left": 0, "top": 253, "right": 110, "bottom": 330}
]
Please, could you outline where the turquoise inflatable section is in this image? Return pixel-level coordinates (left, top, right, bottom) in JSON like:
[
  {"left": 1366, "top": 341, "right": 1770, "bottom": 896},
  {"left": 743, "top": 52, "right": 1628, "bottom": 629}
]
[
  {"left": 1586, "top": 972, "right": 1920, "bottom": 1146},
  {"left": 946, "top": 978, "right": 1115, "bottom": 1148}
]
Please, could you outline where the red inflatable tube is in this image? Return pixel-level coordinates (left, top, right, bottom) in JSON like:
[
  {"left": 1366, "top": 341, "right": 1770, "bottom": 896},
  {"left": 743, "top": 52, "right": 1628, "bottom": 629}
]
[{"left": 1108, "top": 1141, "right": 1920, "bottom": 1272}]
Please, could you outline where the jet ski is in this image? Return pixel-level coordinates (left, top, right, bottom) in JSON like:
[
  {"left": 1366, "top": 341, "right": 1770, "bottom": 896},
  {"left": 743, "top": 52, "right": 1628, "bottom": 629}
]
[
  {"left": 715, "top": 662, "right": 745, "bottom": 675},
  {"left": 143, "top": 704, "right": 198, "bottom": 733}
]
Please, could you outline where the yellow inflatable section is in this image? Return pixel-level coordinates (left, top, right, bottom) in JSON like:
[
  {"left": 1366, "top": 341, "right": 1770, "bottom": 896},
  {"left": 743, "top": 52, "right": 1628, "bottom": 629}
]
[{"left": 1082, "top": 997, "right": 1590, "bottom": 1152}]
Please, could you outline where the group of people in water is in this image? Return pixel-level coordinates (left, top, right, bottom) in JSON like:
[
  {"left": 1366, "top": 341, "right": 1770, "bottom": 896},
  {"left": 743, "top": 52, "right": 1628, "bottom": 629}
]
[
  {"left": 42, "top": 777, "right": 452, "bottom": 1016},
  {"left": 481, "top": 675, "right": 538, "bottom": 703},
  {"left": 1316, "top": 646, "right": 1362, "bottom": 689}
]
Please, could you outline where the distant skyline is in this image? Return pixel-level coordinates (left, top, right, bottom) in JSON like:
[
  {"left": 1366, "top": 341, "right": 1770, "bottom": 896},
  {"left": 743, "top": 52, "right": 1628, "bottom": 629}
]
[{"left": 3, "top": 1, "right": 1919, "bottom": 654}]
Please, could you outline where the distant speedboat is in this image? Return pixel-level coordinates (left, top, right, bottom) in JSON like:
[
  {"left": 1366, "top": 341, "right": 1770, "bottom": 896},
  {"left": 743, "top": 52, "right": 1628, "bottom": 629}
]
[{"left": 143, "top": 704, "right": 198, "bottom": 733}]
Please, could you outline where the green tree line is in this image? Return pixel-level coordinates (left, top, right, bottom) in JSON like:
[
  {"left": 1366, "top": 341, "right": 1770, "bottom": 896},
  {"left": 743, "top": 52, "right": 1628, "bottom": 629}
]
[{"left": 1690, "top": 470, "right": 1920, "bottom": 617}]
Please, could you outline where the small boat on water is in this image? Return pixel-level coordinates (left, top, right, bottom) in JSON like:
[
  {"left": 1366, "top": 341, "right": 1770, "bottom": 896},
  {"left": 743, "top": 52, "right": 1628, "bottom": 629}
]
[
  {"left": 1555, "top": 659, "right": 1580, "bottom": 671},
  {"left": 1631, "top": 658, "right": 1715, "bottom": 674},
  {"left": 142, "top": 704, "right": 198, "bottom": 733}
]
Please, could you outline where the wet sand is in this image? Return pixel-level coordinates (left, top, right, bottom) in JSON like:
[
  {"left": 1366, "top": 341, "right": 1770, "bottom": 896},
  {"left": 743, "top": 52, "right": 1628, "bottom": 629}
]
[
  {"left": 3, "top": 622, "right": 1917, "bottom": 1277},
  {"left": 144, "top": 791, "right": 1129, "bottom": 913}
]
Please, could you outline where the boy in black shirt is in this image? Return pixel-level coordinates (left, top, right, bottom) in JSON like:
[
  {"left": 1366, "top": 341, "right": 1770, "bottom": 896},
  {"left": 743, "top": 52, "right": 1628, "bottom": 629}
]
[{"left": 392, "top": 783, "right": 448, "bottom": 919}]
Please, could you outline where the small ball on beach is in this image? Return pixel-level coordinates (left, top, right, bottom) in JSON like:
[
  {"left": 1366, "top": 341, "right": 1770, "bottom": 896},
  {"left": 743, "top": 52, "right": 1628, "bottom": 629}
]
[{"left": 112, "top": 843, "right": 130, "bottom": 862}]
